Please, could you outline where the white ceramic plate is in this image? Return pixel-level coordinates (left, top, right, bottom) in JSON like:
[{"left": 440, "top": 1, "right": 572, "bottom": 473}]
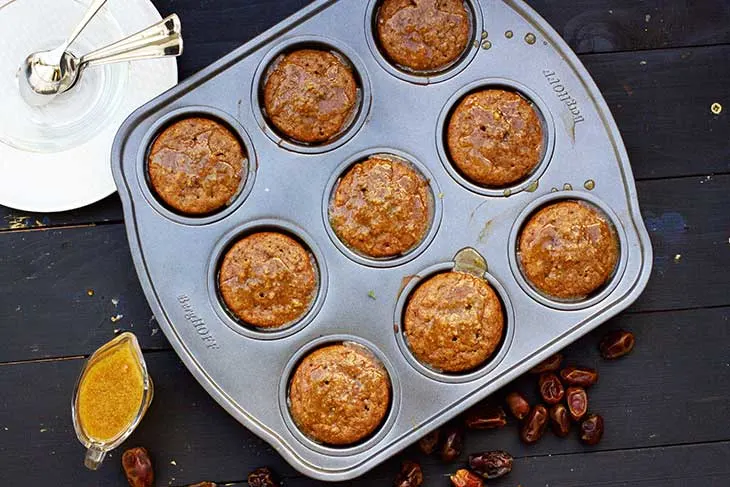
[{"left": 0, "top": 0, "right": 177, "bottom": 212}]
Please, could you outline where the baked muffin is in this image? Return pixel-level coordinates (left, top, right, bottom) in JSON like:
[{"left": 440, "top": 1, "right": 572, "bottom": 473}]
[
  {"left": 404, "top": 271, "right": 504, "bottom": 373},
  {"left": 148, "top": 117, "right": 245, "bottom": 215},
  {"left": 447, "top": 89, "right": 544, "bottom": 187},
  {"left": 289, "top": 343, "right": 391, "bottom": 445},
  {"left": 377, "top": 0, "right": 471, "bottom": 71},
  {"left": 518, "top": 200, "right": 619, "bottom": 300},
  {"left": 218, "top": 232, "right": 317, "bottom": 328},
  {"left": 329, "top": 156, "right": 432, "bottom": 258},
  {"left": 263, "top": 49, "right": 358, "bottom": 144}
]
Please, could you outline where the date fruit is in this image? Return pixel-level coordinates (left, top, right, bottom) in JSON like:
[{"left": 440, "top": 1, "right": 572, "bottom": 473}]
[
  {"left": 505, "top": 392, "right": 530, "bottom": 420},
  {"left": 529, "top": 353, "right": 564, "bottom": 374},
  {"left": 566, "top": 387, "right": 589, "bottom": 422},
  {"left": 580, "top": 413, "right": 604, "bottom": 445},
  {"left": 122, "top": 447, "right": 154, "bottom": 487},
  {"left": 549, "top": 404, "right": 571, "bottom": 437},
  {"left": 418, "top": 429, "right": 440, "bottom": 455},
  {"left": 440, "top": 425, "right": 464, "bottom": 462},
  {"left": 600, "top": 330, "right": 635, "bottom": 359},
  {"left": 450, "top": 469, "right": 484, "bottom": 487},
  {"left": 560, "top": 366, "right": 599, "bottom": 387},
  {"left": 520, "top": 404, "right": 548, "bottom": 444},
  {"left": 464, "top": 404, "right": 507, "bottom": 430},
  {"left": 248, "top": 467, "right": 279, "bottom": 487},
  {"left": 539, "top": 372, "right": 565, "bottom": 404},
  {"left": 468, "top": 450, "right": 513, "bottom": 479},
  {"left": 394, "top": 460, "right": 423, "bottom": 487}
]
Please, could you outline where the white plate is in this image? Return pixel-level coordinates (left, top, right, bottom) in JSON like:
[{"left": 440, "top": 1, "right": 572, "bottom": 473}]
[{"left": 0, "top": 0, "right": 177, "bottom": 212}]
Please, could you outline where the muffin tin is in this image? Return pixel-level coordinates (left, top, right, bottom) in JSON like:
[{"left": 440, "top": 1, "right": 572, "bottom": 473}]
[{"left": 111, "top": 0, "right": 653, "bottom": 481}]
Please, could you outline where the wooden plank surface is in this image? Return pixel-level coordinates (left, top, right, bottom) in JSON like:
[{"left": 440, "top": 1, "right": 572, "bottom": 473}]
[{"left": 2, "top": 306, "right": 728, "bottom": 485}]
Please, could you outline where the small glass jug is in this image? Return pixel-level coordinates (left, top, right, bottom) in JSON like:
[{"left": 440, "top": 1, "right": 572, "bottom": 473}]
[{"left": 71, "top": 332, "right": 153, "bottom": 470}]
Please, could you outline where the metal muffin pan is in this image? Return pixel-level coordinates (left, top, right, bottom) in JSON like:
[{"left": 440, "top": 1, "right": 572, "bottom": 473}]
[{"left": 112, "top": 0, "right": 653, "bottom": 481}]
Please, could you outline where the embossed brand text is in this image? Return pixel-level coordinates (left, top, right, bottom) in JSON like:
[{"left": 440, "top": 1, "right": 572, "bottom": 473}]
[
  {"left": 178, "top": 295, "right": 220, "bottom": 350},
  {"left": 543, "top": 69, "right": 585, "bottom": 124}
]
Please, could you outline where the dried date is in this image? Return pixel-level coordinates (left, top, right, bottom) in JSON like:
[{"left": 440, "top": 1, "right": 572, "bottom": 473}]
[
  {"left": 520, "top": 404, "right": 548, "bottom": 444},
  {"left": 468, "top": 450, "right": 513, "bottom": 479},
  {"left": 122, "top": 447, "right": 154, "bottom": 487},
  {"left": 464, "top": 404, "right": 507, "bottom": 430},
  {"left": 600, "top": 330, "right": 635, "bottom": 359},
  {"left": 560, "top": 366, "right": 599, "bottom": 387},
  {"left": 549, "top": 404, "right": 571, "bottom": 437},
  {"left": 450, "top": 469, "right": 484, "bottom": 487},
  {"left": 529, "top": 353, "right": 564, "bottom": 374},
  {"left": 440, "top": 425, "right": 464, "bottom": 462},
  {"left": 393, "top": 460, "right": 423, "bottom": 487},
  {"left": 539, "top": 372, "right": 565, "bottom": 404},
  {"left": 505, "top": 392, "right": 530, "bottom": 420},
  {"left": 566, "top": 387, "right": 589, "bottom": 422},
  {"left": 248, "top": 467, "right": 279, "bottom": 487},
  {"left": 418, "top": 429, "right": 440, "bottom": 455},
  {"left": 580, "top": 413, "right": 604, "bottom": 445}
]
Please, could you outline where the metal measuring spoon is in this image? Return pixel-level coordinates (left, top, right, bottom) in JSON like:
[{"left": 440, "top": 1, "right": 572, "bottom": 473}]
[
  {"left": 18, "top": 0, "right": 109, "bottom": 106},
  {"left": 56, "top": 14, "right": 183, "bottom": 95}
]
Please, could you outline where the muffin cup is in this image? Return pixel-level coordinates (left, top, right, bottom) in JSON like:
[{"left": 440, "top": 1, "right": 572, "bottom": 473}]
[
  {"left": 365, "top": 0, "right": 483, "bottom": 84},
  {"left": 436, "top": 78, "right": 555, "bottom": 197},
  {"left": 278, "top": 335, "right": 400, "bottom": 455},
  {"left": 322, "top": 148, "right": 443, "bottom": 268},
  {"left": 394, "top": 248, "right": 515, "bottom": 383},
  {"left": 207, "top": 219, "right": 328, "bottom": 340},
  {"left": 508, "top": 191, "right": 629, "bottom": 310},
  {"left": 137, "top": 106, "right": 257, "bottom": 225},
  {"left": 251, "top": 35, "right": 372, "bottom": 154}
]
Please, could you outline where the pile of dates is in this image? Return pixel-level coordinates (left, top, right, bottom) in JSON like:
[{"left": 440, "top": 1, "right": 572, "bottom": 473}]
[
  {"left": 121, "top": 447, "right": 280, "bottom": 487},
  {"left": 395, "top": 329, "right": 634, "bottom": 486}
]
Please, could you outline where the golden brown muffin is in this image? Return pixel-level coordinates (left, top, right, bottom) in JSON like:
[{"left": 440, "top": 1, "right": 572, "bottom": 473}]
[
  {"left": 447, "top": 89, "right": 544, "bottom": 187},
  {"left": 263, "top": 49, "right": 358, "bottom": 144},
  {"left": 148, "top": 117, "right": 245, "bottom": 215},
  {"left": 518, "top": 200, "right": 619, "bottom": 300},
  {"left": 376, "top": 0, "right": 471, "bottom": 72},
  {"left": 289, "top": 343, "right": 391, "bottom": 445},
  {"left": 329, "top": 157, "right": 433, "bottom": 258},
  {"left": 404, "top": 271, "right": 504, "bottom": 373},
  {"left": 218, "top": 232, "right": 317, "bottom": 328}
]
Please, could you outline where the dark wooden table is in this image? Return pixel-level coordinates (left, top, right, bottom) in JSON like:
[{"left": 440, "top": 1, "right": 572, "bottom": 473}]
[{"left": 2, "top": 1, "right": 729, "bottom": 485}]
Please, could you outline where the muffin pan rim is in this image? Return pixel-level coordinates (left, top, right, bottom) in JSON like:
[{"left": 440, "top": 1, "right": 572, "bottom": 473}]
[
  {"left": 135, "top": 105, "right": 258, "bottom": 226},
  {"left": 364, "top": 0, "right": 484, "bottom": 85},
  {"left": 250, "top": 34, "right": 373, "bottom": 154},
  {"left": 206, "top": 219, "right": 329, "bottom": 340},
  {"left": 435, "top": 77, "right": 556, "bottom": 197},
  {"left": 321, "top": 147, "right": 444, "bottom": 268},
  {"left": 507, "top": 191, "right": 629, "bottom": 310},
  {"left": 394, "top": 259, "right": 516, "bottom": 383},
  {"left": 277, "top": 335, "right": 401, "bottom": 456}
]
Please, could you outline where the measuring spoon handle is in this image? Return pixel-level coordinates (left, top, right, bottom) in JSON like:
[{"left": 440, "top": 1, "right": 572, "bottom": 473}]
[
  {"left": 61, "top": 0, "right": 109, "bottom": 53},
  {"left": 80, "top": 14, "right": 182, "bottom": 67}
]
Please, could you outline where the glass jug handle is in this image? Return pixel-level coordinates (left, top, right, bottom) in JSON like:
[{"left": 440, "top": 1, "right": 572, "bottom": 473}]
[{"left": 84, "top": 445, "right": 107, "bottom": 470}]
